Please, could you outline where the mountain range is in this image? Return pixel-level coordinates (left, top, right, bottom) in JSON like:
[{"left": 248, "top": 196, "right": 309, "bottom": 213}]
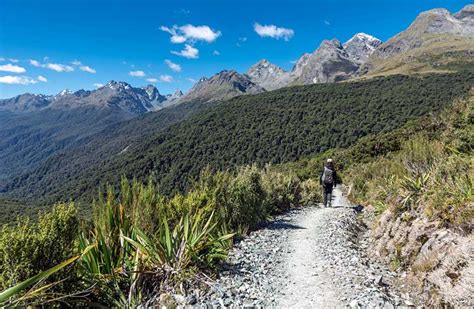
[
  {"left": 0, "top": 80, "right": 183, "bottom": 114},
  {"left": 0, "top": 5, "right": 473, "bottom": 205},
  {"left": 2, "top": 5, "right": 472, "bottom": 113}
]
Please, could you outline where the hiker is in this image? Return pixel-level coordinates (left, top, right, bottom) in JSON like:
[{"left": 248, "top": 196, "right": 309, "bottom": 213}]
[{"left": 320, "top": 158, "right": 337, "bottom": 207}]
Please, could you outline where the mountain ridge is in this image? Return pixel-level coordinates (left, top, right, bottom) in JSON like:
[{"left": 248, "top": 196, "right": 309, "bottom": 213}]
[{"left": 0, "top": 81, "right": 181, "bottom": 114}]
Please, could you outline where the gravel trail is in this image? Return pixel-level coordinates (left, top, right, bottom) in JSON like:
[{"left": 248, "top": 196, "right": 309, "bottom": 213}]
[{"left": 198, "top": 188, "right": 407, "bottom": 308}]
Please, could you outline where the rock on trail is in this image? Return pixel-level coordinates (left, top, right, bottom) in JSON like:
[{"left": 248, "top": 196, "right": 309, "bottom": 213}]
[{"left": 197, "top": 188, "right": 407, "bottom": 308}]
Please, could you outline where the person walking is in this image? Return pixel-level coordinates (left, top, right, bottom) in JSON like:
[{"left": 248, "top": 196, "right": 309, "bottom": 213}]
[{"left": 320, "top": 159, "right": 337, "bottom": 207}]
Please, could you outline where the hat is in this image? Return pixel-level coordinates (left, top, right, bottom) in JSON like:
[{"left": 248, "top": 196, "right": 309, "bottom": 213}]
[{"left": 327, "top": 158, "right": 333, "bottom": 163}]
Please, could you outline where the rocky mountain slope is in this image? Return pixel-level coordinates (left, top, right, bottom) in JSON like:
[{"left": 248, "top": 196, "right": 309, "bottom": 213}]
[
  {"left": 362, "top": 5, "right": 474, "bottom": 76},
  {"left": 246, "top": 59, "right": 290, "bottom": 90},
  {"left": 179, "top": 70, "right": 265, "bottom": 103},
  {"left": 343, "top": 33, "right": 382, "bottom": 63},
  {"left": 290, "top": 39, "right": 360, "bottom": 84},
  {"left": 246, "top": 33, "right": 382, "bottom": 89}
]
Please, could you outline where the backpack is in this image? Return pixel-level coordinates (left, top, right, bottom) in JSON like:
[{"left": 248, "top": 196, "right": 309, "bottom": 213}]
[{"left": 322, "top": 167, "right": 334, "bottom": 185}]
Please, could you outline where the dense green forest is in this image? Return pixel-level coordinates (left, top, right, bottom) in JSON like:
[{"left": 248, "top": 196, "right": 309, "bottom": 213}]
[{"left": 3, "top": 72, "right": 474, "bottom": 208}]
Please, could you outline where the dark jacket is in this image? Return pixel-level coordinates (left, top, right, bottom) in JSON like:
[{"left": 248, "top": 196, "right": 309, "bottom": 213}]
[{"left": 320, "top": 163, "right": 337, "bottom": 188}]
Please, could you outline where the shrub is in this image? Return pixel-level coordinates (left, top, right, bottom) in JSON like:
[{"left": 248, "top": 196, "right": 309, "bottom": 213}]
[
  {"left": 0, "top": 203, "right": 78, "bottom": 290},
  {"left": 260, "top": 167, "right": 303, "bottom": 213},
  {"left": 300, "top": 178, "right": 322, "bottom": 205}
]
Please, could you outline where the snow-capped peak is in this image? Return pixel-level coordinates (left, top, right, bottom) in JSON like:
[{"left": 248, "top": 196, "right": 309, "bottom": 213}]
[
  {"left": 343, "top": 33, "right": 382, "bottom": 62},
  {"left": 354, "top": 33, "right": 380, "bottom": 43},
  {"left": 57, "top": 89, "right": 72, "bottom": 96},
  {"left": 105, "top": 80, "right": 132, "bottom": 91}
]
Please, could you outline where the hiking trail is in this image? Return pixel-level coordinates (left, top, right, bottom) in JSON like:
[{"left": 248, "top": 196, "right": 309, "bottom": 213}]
[{"left": 198, "top": 187, "right": 410, "bottom": 308}]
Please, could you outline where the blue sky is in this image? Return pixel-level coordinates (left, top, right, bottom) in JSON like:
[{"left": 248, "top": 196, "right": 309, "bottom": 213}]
[{"left": 0, "top": 0, "right": 471, "bottom": 98}]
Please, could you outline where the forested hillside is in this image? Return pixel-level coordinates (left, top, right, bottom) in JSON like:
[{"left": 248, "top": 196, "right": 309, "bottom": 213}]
[
  {"left": 4, "top": 72, "right": 474, "bottom": 206},
  {"left": 0, "top": 108, "right": 134, "bottom": 185}
]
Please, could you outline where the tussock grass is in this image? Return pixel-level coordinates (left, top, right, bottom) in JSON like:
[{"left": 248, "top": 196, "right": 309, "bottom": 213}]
[
  {"left": 346, "top": 96, "right": 474, "bottom": 228},
  {"left": 0, "top": 166, "right": 316, "bottom": 306}
]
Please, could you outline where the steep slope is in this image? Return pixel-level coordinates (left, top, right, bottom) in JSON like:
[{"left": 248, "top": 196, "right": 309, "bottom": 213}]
[
  {"left": 5, "top": 72, "right": 473, "bottom": 204},
  {"left": 291, "top": 39, "right": 360, "bottom": 84},
  {"left": 362, "top": 5, "right": 474, "bottom": 77},
  {"left": 343, "top": 33, "right": 382, "bottom": 63},
  {"left": 179, "top": 70, "right": 265, "bottom": 103},
  {"left": 342, "top": 95, "right": 474, "bottom": 307},
  {"left": 289, "top": 33, "right": 381, "bottom": 85},
  {"left": 0, "top": 108, "right": 135, "bottom": 184},
  {"left": 246, "top": 59, "right": 290, "bottom": 90}
]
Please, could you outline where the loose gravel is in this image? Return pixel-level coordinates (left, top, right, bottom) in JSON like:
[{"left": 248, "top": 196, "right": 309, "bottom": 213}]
[{"left": 191, "top": 188, "right": 411, "bottom": 308}]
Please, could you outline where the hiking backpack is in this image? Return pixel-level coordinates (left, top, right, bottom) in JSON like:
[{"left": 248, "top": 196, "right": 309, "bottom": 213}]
[{"left": 322, "top": 167, "right": 334, "bottom": 185}]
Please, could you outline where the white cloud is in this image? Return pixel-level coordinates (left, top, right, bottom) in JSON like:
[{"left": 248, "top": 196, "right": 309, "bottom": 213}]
[
  {"left": 8, "top": 58, "right": 19, "bottom": 63},
  {"left": 165, "top": 59, "right": 181, "bottom": 72},
  {"left": 146, "top": 78, "right": 159, "bottom": 83},
  {"left": 0, "top": 57, "right": 5, "bottom": 62},
  {"left": 80, "top": 65, "right": 96, "bottom": 73},
  {"left": 324, "top": 20, "right": 331, "bottom": 26},
  {"left": 0, "top": 75, "right": 37, "bottom": 85},
  {"left": 30, "top": 59, "right": 40, "bottom": 67},
  {"left": 254, "top": 23, "right": 294, "bottom": 41},
  {"left": 29, "top": 59, "right": 74, "bottom": 72},
  {"left": 93, "top": 83, "right": 104, "bottom": 88},
  {"left": 37, "top": 75, "right": 48, "bottom": 82},
  {"left": 187, "top": 78, "right": 196, "bottom": 83},
  {"left": 171, "top": 35, "right": 187, "bottom": 44},
  {"left": 213, "top": 50, "right": 220, "bottom": 56},
  {"left": 129, "top": 70, "right": 146, "bottom": 77},
  {"left": 0, "top": 63, "right": 26, "bottom": 73},
  {"left": 70, "top": 60, "right": 96, "bottom": 73},
  {"left": 159, "top": 75, "right": 173, "bottom": 82},
  {"left": 171, "top": 44, "right": 199, "bottom": 59},
  {"left": 45, "top": 63, "right": 74, "bottom": 72},
  {"left": 160, "top": 24, "right": 221, "bottom": 44}
]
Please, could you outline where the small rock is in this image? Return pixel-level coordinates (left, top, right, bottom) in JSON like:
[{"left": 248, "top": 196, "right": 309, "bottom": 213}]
[{"left": 349, "top": 299, "right": 360, "bottom": 308}]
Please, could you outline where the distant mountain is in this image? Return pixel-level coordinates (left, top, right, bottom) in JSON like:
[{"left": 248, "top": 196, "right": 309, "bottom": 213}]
[
  {"left": 179, "top": 70, "right": 265, "bottom": 103},
  {"left": 374, "top": 5, "right": 473, "bottom": 59},
  {"left": 166, "top": 89, "right": 184, "bottom": 101},
  {"left": 290, "top": 39, "right": 360, "bottom": 84},
  {"left": 0, "top": 81, "right": 179, "bottom": 114},
  {"left": 0, "top": 81, "right": 185, "bottom": 183},
  {"left": 247, "top": 33, "right": 381, "bottom": 89},
  {"left": 246, "top": 59, "right": 290, "bottom": 91},
  {"left": 362, "top": 5, "right": 474, "bottom": 76},
  {"left": 343, "top": 33, "right": 382, "bottom": 63},
  {"left": 0, "top": 93, "right": 52, "bottom": 112}
]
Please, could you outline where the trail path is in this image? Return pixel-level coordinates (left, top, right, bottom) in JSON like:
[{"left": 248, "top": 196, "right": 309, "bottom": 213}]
[
  {"left": 199, "top": 188, "right": 404, "bottom": 308},
  {"left": 277, "top": 188, "right": 348, "bottom": 308}
]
